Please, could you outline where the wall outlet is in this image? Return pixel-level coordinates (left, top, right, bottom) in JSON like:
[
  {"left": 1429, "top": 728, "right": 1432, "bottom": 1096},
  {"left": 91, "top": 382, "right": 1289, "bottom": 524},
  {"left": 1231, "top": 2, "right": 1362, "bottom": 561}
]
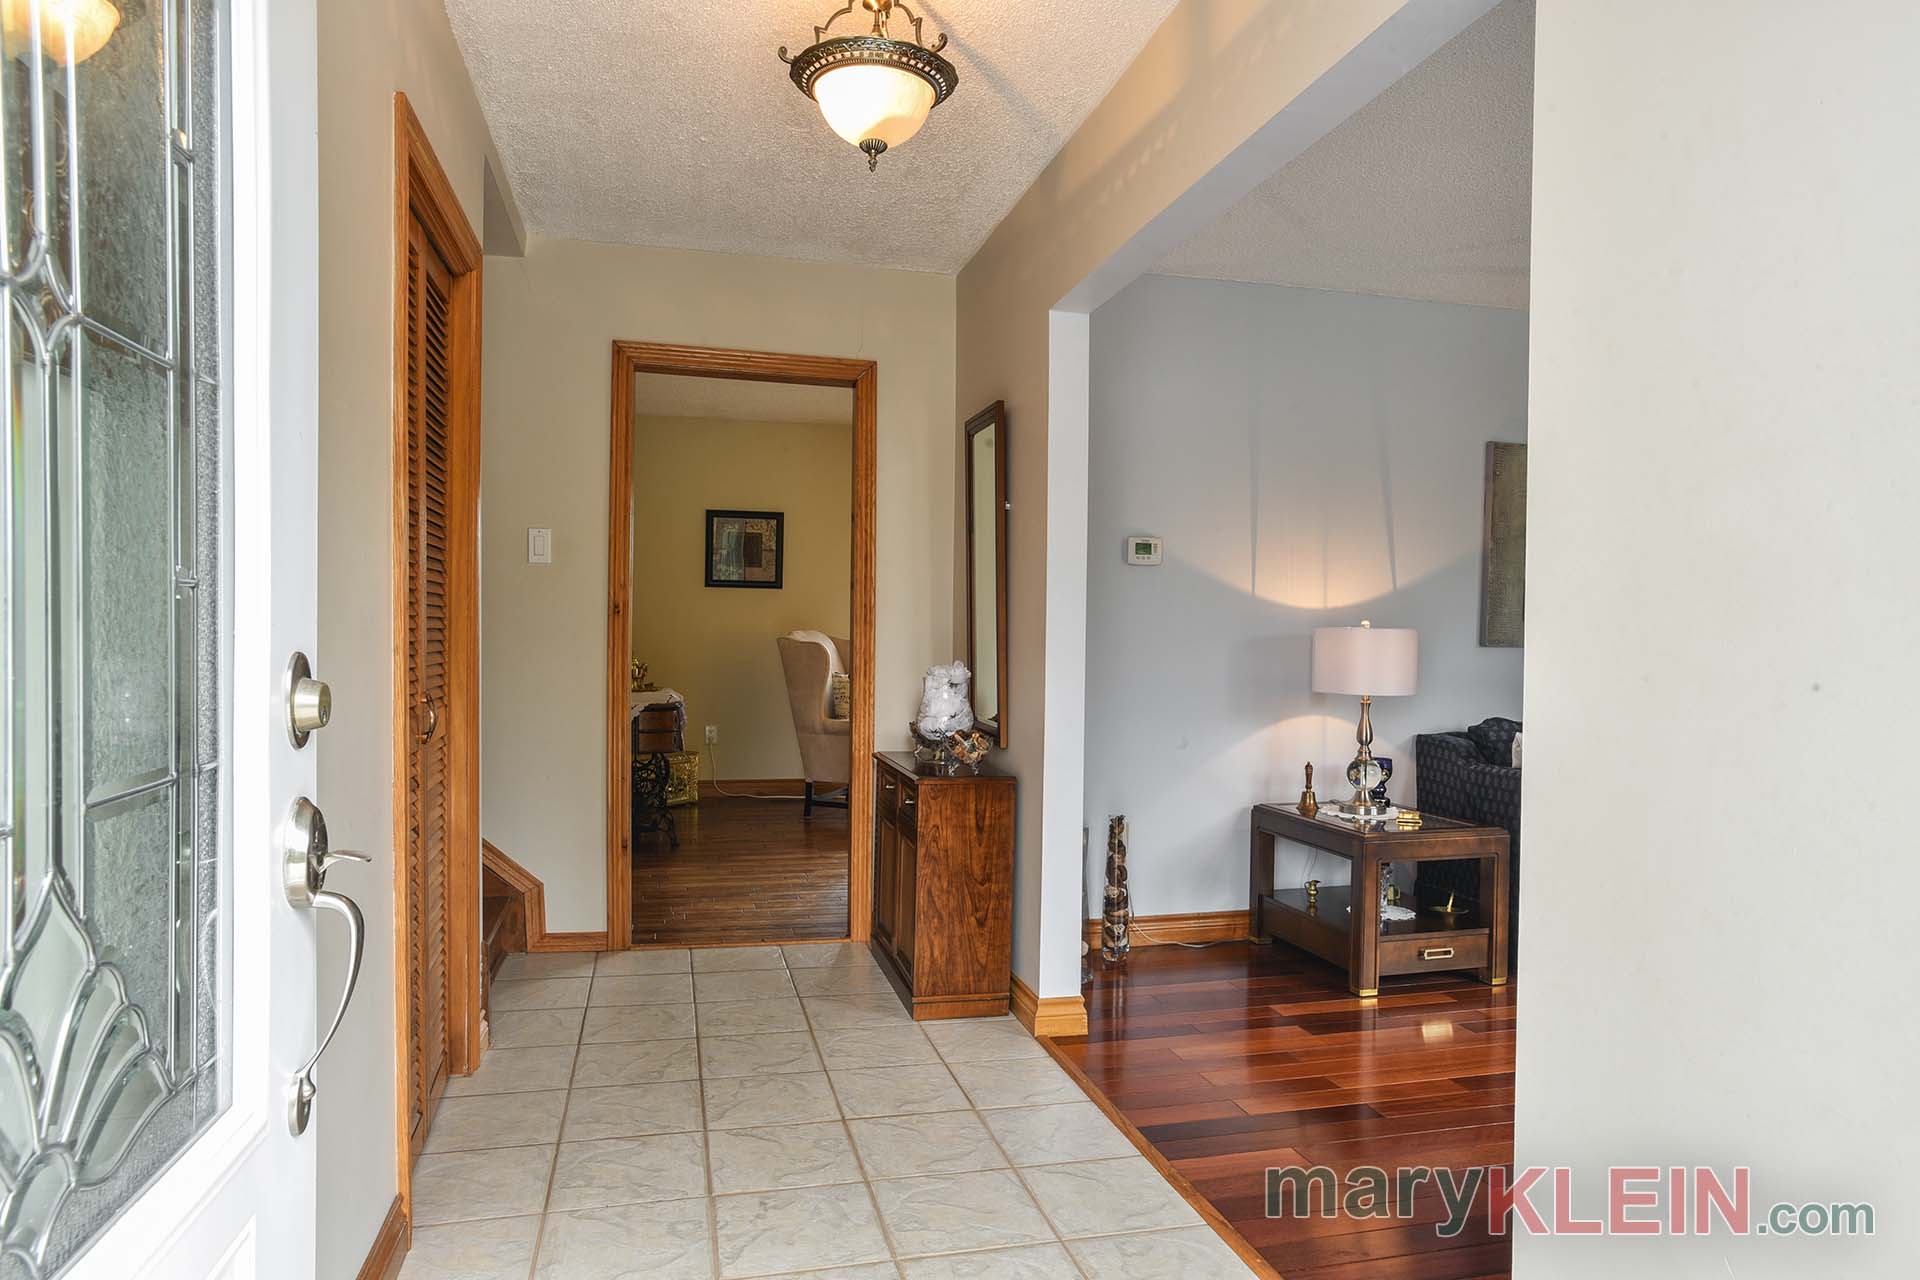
[{"left": 704, "top": 725, "right": 719, "bottom": 745}]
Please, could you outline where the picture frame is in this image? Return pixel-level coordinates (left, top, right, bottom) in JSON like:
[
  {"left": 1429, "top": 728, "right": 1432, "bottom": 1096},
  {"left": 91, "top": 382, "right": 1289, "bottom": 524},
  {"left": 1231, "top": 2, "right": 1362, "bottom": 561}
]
[{"left": 704, "top": 509, "right": 784, "bottom": 588}]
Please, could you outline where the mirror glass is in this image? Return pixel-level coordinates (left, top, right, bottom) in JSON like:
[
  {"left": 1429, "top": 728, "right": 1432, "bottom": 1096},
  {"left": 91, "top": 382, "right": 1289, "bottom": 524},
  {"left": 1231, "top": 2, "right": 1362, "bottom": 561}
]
[{"left": 966, "top": 403, "right": 1007, "bottom": 743}]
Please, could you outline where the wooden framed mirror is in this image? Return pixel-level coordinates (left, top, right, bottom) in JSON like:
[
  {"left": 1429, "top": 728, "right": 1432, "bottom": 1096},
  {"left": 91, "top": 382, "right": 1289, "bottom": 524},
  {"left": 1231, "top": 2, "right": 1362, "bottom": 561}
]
[{"left": 965, "top": 402, "right": 1009, "bottom": 746}]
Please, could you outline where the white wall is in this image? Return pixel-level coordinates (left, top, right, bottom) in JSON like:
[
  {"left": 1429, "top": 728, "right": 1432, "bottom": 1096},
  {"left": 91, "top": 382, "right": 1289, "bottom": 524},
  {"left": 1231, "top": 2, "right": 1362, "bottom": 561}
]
[
  {"left": 314, "top": 1, "right": 505, "bottom": 1275},
  {"left": 1518, "top": 3, "right": 1920, "bottom": 1275},
  {"left": 1086, "top": 274, "right": 1526, "bottom": 916},
  {"left": 482, "top": 240, "right": 955, "bottom": 933}
]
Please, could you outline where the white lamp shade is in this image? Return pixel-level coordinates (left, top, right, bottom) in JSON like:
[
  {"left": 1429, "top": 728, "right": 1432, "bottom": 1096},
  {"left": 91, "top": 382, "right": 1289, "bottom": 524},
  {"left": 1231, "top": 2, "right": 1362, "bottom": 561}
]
[
  {"left": 813, "top": 62, "right": 936, "bottom": 150},
  {"left": 1312, "top": 625, "right": 1418, "bottom": 697},
  {"left": 1, "top": 0, "right": 121, "bottom": 65}
]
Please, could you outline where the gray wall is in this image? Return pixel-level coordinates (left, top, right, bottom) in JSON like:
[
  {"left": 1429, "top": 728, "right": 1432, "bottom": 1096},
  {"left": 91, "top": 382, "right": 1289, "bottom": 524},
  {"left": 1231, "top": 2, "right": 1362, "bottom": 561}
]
[
  {"left": 1518, "top": 3, "right": 1919, "bottom": 1274},
  {"left": 1085, "top": 274, "right": 1526, "bottom": 917}
]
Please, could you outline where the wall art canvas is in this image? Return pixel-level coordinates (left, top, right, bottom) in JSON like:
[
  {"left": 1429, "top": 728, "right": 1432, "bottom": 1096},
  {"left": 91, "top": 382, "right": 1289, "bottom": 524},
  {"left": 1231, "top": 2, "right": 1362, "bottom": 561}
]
[
  {"left": 705, "top": 509, "right": 784, "bottom": 588},
  {"left": 1480, "top": 442, "right": 1527, "bottom": 646}
]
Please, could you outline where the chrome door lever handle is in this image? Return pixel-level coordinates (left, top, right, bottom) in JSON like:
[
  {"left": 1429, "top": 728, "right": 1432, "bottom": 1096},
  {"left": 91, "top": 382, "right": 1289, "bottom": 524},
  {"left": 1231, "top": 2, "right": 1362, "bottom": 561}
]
[
  {"left": 288, "top": 886, "right": 364, "bottom": 1136},
  {"left": 281, "top": 797, "right": 373, "bottom": 1135}
]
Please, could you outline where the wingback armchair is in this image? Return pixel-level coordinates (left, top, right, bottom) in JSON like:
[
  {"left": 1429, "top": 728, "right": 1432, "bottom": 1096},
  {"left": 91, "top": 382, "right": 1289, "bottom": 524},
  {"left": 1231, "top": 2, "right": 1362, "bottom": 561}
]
[{"left": 776, "top": 632, "right": 851, "bottom": 817}]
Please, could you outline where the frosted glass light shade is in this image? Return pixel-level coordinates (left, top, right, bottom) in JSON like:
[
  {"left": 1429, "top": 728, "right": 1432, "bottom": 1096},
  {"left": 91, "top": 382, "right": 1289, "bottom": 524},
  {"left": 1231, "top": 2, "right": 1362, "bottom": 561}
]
[
  {"left": 813, "top": 62, "right": 936, "bottom": 150},
  {"left": 1312, "top": 624, "right": 1418, "bottom": 697},
  {"left": 1, "top": 0, "right": 122, "bottom": 65}
]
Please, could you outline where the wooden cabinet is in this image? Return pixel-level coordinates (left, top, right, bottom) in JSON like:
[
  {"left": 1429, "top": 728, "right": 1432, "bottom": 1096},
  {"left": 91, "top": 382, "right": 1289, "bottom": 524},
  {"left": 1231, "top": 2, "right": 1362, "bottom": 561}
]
[{"left": 869, "top": 751, "right": 1015, "bottom": 1019}]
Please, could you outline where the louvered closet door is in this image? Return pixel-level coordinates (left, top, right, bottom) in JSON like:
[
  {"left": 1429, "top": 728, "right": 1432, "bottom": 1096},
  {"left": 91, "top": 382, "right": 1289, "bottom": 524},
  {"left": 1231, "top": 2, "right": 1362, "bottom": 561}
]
[{"left": 404, "top": 218, "right": 456, "bottom": 1159}]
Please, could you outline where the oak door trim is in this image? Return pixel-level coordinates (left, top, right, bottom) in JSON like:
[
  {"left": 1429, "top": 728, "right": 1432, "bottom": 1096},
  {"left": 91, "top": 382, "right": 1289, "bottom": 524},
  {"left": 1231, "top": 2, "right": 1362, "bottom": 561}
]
[
  {"left": 606, "top": 341, "right": 877, "bottom": 950},
  {"left": 391, "top": 91, "right": 483, "bottom": 1215}
]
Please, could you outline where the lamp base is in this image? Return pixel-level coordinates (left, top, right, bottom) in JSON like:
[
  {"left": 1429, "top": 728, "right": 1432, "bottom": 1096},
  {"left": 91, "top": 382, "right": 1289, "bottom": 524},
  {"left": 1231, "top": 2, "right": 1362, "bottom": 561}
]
[{"left": 1335, "top": 797, "right": 1392, "bottom": 818}]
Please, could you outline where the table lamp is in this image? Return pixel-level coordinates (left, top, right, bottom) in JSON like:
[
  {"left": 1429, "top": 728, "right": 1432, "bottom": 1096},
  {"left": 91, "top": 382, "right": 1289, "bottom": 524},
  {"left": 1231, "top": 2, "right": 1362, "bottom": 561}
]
[{"left": 1311, "top": 620, "right": 1418, "bottom": 817}]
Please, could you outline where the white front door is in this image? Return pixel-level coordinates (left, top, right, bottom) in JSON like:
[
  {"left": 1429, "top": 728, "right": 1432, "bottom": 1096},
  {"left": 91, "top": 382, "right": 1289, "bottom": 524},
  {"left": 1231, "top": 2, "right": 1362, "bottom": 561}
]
[{"left": 1, "top": 1, "right": 330, "bottom": 1277}]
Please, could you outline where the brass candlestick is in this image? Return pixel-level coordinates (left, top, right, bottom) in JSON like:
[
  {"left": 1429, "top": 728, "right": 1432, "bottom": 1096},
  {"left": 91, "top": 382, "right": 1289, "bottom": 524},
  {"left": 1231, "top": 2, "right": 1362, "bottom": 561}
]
[{"left": 1298, "top": 763, "right": 1318, "bottom": 817}]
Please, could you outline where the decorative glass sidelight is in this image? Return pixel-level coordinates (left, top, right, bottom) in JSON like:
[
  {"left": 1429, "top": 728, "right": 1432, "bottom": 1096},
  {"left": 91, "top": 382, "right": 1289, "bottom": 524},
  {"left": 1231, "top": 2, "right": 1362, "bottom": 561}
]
[{"left": 0, "top": 1, "right": 229, "bottom": 1275}]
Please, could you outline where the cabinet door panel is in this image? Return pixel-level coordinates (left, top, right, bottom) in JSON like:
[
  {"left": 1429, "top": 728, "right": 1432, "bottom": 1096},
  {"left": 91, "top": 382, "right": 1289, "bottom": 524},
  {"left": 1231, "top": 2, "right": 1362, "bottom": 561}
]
[{"left": 895, "top": 830, "right": 918, "bottom": 975}]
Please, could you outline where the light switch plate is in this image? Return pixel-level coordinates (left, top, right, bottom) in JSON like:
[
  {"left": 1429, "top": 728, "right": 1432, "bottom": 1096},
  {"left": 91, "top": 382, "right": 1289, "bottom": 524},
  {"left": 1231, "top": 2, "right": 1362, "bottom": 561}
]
[{"left": 528, "top": 527, "right": 552, "bottom": 564}]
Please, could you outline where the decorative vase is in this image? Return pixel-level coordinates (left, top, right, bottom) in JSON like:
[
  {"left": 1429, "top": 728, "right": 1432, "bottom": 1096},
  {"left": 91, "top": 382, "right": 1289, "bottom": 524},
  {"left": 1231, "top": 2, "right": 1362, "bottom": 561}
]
[{"left": 1101, "top": 816, "right": 1132, "bottom": 961}]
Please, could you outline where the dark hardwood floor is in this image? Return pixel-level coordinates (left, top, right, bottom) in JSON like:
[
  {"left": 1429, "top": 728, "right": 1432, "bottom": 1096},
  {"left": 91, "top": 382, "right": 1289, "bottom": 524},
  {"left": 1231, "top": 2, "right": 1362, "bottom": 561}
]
[
  {"left": 1051, "top": 942, "right": 1515, "bottom": 1280},
  {"left": 631, "top": 795, "right": 849, "bottom": 944}
]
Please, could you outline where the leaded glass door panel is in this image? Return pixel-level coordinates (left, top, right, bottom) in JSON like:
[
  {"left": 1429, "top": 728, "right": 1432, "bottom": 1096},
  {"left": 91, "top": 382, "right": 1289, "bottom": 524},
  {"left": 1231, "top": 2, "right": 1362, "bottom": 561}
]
[{"left": 2, "top": 0, "right": 321, "bottom": 1276}]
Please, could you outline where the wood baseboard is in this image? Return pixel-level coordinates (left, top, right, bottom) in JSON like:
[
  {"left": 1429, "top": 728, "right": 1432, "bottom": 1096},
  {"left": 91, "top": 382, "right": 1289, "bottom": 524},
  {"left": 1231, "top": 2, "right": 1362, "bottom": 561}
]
[
  {"left": 1083, "top": 909, "right": 1250, "bottom": 953},
  {"left": 356, "top": 1196, "right": 408, "bottom": 1280},
  {"left": 483, "top": 840, "right": 609, "bottom": 954},
  {"left": 1009, "top": 973, "right": 1088, "bottom": 1038},
  {"left": 697, "top": 778, "right": 806, "bottom": 798}
]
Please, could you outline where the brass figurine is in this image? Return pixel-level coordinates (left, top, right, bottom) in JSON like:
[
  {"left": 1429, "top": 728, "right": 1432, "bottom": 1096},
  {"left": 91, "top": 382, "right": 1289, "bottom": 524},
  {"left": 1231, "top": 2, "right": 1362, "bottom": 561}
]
[
  {"left": 1305, "top": 878, "right": 1319, "bottom": 905},
  {"left": 1298, "top": 763, "right": 1319, "bottom": 817}
]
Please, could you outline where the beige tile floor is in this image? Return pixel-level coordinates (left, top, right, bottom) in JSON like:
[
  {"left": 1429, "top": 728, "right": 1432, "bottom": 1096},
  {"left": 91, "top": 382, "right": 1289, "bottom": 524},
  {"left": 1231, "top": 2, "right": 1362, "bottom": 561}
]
[{"left": 400, "top": 943, "right": 1257, "bottom": 1280}]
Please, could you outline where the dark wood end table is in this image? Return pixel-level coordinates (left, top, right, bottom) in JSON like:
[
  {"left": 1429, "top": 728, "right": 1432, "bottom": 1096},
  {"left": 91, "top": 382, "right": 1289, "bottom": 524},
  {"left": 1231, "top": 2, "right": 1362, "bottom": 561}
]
[{"left": 1249, "top": 803, "right": 1509, "bottom": 997}]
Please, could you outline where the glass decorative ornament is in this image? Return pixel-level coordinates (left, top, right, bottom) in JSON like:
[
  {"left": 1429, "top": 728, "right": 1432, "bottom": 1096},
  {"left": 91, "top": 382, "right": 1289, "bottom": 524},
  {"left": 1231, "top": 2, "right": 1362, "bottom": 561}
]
[
  {"left": 1, "top": 0, "right": 121, "bottom": 65},
  {"left": 780, "top": 0, "right": 958, "bottom": 171}
]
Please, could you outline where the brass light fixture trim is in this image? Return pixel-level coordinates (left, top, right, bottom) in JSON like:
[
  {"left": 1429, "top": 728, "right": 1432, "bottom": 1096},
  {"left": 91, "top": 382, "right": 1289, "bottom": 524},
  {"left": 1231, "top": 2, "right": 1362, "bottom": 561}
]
[{"left": 780, "top": 0, "right": 958, "bottom": 171}]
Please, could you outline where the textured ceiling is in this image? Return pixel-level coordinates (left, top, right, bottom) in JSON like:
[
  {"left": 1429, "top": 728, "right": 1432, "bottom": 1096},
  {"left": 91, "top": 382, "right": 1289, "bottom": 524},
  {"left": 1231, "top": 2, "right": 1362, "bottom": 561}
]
[
  {"left": 446, "top": 0, "right": 1184, "bottom": 273},
  {"left": 1152, "top": 0, "right": 1534, "bottom": 309},
  {"left": 633, "top": 373, "right": 852, "bottom": 425}
]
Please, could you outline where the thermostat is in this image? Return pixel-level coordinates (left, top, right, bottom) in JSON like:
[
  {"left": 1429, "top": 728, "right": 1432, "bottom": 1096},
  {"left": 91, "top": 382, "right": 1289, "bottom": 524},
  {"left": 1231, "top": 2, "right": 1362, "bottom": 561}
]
[{"left": 1124, "top": 534, "right": 1163, "bottom": 565}]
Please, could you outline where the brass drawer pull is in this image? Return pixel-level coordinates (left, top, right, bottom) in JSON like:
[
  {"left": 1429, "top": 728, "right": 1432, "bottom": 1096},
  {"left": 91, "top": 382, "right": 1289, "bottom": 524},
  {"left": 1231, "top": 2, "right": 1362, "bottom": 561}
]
[{"left": 1419, "top": 946, "right": 1455, "bottom": 961}]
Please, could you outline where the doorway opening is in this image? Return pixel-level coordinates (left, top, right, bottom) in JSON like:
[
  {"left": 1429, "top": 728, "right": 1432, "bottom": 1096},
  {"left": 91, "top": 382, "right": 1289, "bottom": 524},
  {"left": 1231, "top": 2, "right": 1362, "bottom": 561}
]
[{"left": 604, "top": 344, "right": 877, "bottom": 949}]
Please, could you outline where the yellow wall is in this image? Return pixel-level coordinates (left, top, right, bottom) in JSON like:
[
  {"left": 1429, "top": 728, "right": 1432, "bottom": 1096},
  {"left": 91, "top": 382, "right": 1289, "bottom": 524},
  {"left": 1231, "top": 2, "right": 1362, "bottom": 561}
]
[
  {"left": 314, "top": 0, "right": 507, "bottom": 1274},
  {"left": 481, "top": 239, "right": 956, "bottom": 932},
  {"left": 630, "top": 416, "right": 853, "bottom": 781}
]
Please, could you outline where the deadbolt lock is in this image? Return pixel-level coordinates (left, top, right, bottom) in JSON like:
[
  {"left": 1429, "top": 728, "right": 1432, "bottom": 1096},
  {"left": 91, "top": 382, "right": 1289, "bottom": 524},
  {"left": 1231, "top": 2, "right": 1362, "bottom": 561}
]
[{"left": 287, "top": 651, "right": 333, "bottom": 748}]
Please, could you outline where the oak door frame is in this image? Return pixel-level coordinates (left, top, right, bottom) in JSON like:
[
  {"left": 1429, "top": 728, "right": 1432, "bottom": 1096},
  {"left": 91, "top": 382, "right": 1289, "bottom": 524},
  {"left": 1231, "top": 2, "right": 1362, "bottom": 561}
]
[
  {"left": 607, "top": 341, "right": 877, "bottom": 950},
  {"left": 390, "top": 92, "right": 483, "bottom": 1213}
]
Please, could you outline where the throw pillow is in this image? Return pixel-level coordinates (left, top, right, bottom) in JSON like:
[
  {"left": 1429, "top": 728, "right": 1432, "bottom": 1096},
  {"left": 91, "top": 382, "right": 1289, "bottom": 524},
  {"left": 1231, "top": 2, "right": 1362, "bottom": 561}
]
[
  {"left": 829, "top": 672, "right": 851, "bottom": 720},
  {"left": 1510, "top": 731, "right": 1524, "bottom": 769}
]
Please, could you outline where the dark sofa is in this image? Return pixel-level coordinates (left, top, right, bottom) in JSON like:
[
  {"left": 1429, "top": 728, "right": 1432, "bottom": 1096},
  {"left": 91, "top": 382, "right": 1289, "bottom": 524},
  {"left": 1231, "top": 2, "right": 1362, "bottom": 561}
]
[{"left": 1413, "top": 717, "right": 1521, "bottom": 966}]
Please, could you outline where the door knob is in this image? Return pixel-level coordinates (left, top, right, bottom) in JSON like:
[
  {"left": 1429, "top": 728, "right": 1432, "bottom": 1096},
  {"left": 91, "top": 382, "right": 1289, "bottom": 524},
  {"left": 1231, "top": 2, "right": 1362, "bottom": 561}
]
[
  {"left": 282, "top": 797, "right": 371, "bottom": 1135},
  {"left": 286, "top": 651, "right": 333, "bottom": 748}
]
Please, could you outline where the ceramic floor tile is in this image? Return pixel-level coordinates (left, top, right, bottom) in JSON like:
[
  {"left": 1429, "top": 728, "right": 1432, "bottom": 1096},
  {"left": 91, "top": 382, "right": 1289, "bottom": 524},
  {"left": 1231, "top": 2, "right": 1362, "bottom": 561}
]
[
  {"left": 589, "top": 973, "right": 695, "bottom": 1006},
  {"left": 703, "top": 1071, "right": 841, "bottom": 1130},
  {"left": 498, "top": 952, "right": 595, "bottom": 981},
  {"left": 535, "top": 1199, "right": 714, "bottom": 1280},
  {"left": 571, "top": 1038, "right": 700, "bottom": 1088},
  {"left": 868, "top": 1169, "right": 1054, "bottom": 1257},
  {"left": 445, "top": 1045, "right": 577, "bottom": 1097},
  {"left": 781, "top": 943, "right": 879, "bottom": 969},
  {"left": 595, "top": 948, "right": 692, "bottom": 975},
  {"left": 815, "top": 1024, "right": 939, "bottom": 1071},
  {"left": 758, "top": 1268, "right": 899, "bottom": 1280},
  {"left": 803, "top": 993, "right": 916, "bottom": 1030},
  {"left": 898, "top": 1244, "right": 1082, "bottom": 1280},
  {"left": 581, "top": 1002, "right": 697, "bottom": 1044},
  {"left": 980, "top": 1102, "right": 1138, "bottom": 1166},
  {"left": 847, "top": 1111, "right": 1007, "bottom": 1179},
  {"left": 921, "top": 1016, "right": 1048, "bottom": 1064},
  {"left": 409, "top": 1149, "right": 554, "bottom": 1225},
  {"left": 691, "top": 945, "right": 788, "bottom": 972},
  {"left": 828, "top": 1065, "right": 968, "bottom": 1119},
  {"left": 489, "top": 1007, "right": 586, "bottom": 1049},
  {"left": 699, "top": 1031, "right": 822, "bottom": 1079},
  {"left": 694, "top": 969, "right": 797, "bottom": 1003},
  {"left": 492, "top": 977, "right": 591, "bottom": 1011},
  {"left": 708, "top": 1121, "right": 864, "bottom": 1193},
  {"left": 1020, "top": 1157, "right": 1203, "bottom": 1238},
  {"left": 422, "top": 1090, "right": 567, "bottom": 1153},
  {"left": 563, "top": 1081, "right": 704, "bottom": 1141},
  {"left": 398, "top": 1215, "right": 542, "bottom": 1279},
  {"left": 948, "top": 1059, "right": 1086, "bottom": 1110},
  {"left": 546, "top": 1133, "right": 709, "bottom": 1212},
  {"left": 712, "top": 1183, "right": 891, "bottom": 1278},
  {"left": 1065, "top": 1226, "right": 1255, "bottom": 1279},
  {"left": 791, "top": 965, "right": 896, "bottom": 997},
  {"left": 696, "top": 998, "right": 808, "bottom": 1037}
]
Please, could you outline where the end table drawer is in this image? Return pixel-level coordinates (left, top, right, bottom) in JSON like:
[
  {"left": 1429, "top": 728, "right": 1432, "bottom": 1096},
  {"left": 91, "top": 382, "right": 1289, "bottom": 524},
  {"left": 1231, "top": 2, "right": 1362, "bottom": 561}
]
[{"left": 1379, "top": 933, "right": 1489, "bottom": 976}]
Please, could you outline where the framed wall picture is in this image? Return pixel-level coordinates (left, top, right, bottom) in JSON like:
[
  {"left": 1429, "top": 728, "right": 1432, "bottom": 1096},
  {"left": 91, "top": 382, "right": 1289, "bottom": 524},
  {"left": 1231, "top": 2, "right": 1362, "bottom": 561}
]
[
  {"left": 705, "top": 509, "right": 784, "bottom": 588},
  {"left": 1479, "top": 442, "right": 1527, "bottom": 646}
]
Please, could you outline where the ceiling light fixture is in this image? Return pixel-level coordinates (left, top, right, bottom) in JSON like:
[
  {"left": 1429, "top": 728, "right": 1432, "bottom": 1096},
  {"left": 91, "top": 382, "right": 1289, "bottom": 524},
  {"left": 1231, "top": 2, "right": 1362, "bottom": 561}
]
[
  {"left": 780, "top": 0, "right": 958, "bottom": 172},
  {"left": 1, "top": 0, "right": 121, "bottom": 66}
]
